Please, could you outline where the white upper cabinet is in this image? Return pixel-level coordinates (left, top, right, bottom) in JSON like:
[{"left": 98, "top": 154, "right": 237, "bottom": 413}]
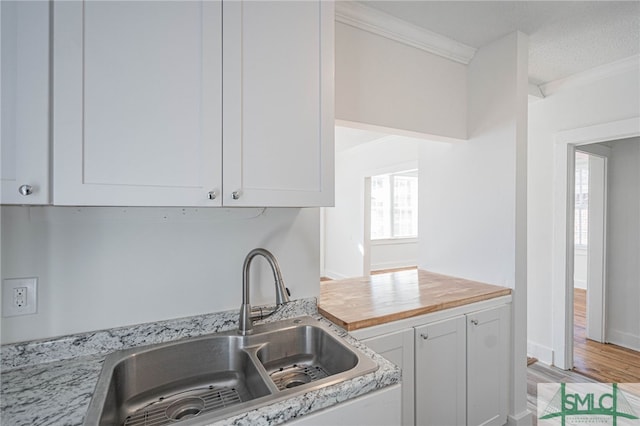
[
  {"left": 53, "top": 1, "right": 223, "bottom": 206},
  {"left": 1, "top": 1, "right": 50, "bottom": 205},
  {"left": 222, "top": 1, "right": 334, "bottom": 207},
  {"left": 52, "top": 0, "right": 334, "bottom": 207}
]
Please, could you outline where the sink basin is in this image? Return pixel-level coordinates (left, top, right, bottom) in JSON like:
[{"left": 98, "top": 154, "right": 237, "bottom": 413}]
[
  {"left": 84, "top": 317, "right": 378, "bottom": 426},
  {"left": 93, "top": 336, "right": 271, "bottom": 425},
  {"left": 254, "top": 325, "right": 359, "bottom": 390}
]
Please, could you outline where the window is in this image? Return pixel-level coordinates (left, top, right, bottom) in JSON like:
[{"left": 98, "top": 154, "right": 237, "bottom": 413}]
[
  {"left": 575, "top": 152, "right": 589, "bottom": 247},
  {"left": 371, "top": 171, "right": 418, "bottom": 240}
]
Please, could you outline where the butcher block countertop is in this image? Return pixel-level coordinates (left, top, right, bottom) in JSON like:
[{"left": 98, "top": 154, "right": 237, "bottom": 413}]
[{"left": 319, "top": 269, "right": 512, "bottom": 331}]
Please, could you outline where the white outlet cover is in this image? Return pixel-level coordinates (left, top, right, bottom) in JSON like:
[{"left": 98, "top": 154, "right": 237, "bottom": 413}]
[{"left": 2, "top": 278, "right": 37, "bottom": 317}]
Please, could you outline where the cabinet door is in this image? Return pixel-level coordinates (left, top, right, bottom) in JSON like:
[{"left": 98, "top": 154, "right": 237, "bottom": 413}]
[
  {"left": 466, "top": 305, "right": 509, "bottom": 426},
  {"left": 222, "top": 1, "right": 334, "bottom": 207},
  {"left": 53, "top": 1, "right": 222, "bottom": 206},
  {"left": 286, "top": 385, "right": 401, "bottom": 426},
  {"left": 415, "top": 315, "right": 466, "bottom": 426},
  {"left": 1, "top": 1, "right": 50, "bottom": 204},
  {"left": 362, "top": 329, "right": 415, "bottom": 426}
]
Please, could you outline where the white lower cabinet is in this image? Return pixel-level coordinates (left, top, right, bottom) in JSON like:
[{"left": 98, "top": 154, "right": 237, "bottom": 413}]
[
  {"left": 415, "top": 315, "right": 467, "bottom": 426},
  {"left": 358, "top": 301, "right": 510, "bottom": 426},
  {"left": 466, "top": 305, "right": 510, "bottom": 426},
  {"left": 285, "top": 384, "right": 401, "bottom": 426},
  {"left": 362, "top": 329, "right": 415, "bottom": 426}
]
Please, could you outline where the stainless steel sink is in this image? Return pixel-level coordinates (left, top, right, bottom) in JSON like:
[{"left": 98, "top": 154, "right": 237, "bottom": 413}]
[
  {"left": 84, "top": 317, "right": 378, "bottom": 426},
  {"left": 254, "top": 325, "right": 360, "bottom": 390}
]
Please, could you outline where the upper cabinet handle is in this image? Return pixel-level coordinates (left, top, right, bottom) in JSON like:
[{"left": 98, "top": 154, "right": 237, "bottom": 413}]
[
  {"left": 207, "top": 191, "right": 217, "bottom": 200},
  {"left": 18, "top": 185, "right": 33, "bottom": 196},
  {"left": 232, "top": 191, "right": 241, "bottom": 200}
]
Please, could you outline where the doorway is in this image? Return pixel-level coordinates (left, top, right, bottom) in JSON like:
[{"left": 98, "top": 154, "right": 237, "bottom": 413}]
[
  {"left": 322, "top": 125, "right": 420, "bottom": 280},
  {"left": 571, "top": 147, "right": 608, "bottom": 377},
  {"left": 551, "top": 117, "right": 640, "bottom": 370},
  {"left": 572, "top": 139, "right": 640, "bottom": 381},
  {"left": 573, "top": 147, "right": 608, "bottom": 347}
]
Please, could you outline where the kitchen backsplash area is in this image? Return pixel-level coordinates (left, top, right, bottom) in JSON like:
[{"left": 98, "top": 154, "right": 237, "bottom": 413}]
[{"left": 1, "top": 206, "right": 320, "bottom": 344}]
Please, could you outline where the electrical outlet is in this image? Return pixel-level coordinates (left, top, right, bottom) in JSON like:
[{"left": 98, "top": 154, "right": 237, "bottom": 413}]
[
  {"left": 14, "top": 287, "right": 27, "bottom": 308},
  {"left": 2, "top": 278, "right": 37, "bottom": 317}
]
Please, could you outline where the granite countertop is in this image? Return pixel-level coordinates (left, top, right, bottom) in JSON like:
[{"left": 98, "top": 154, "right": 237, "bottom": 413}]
[
  {"left": 0, "top": 298, "right": 400, "bottom": 426},
  {"left": 319, "top": 269, "right": 512, "bottom": 331}
]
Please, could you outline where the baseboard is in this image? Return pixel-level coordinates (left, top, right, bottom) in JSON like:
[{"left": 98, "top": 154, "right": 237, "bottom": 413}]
[
  {"left": 573, "top": 280, "right": 587, "bottom": 290},
  {"left": 321, "top": 269, "right": 350, "bottom": 280},
  {"left": 527, "top": 341, "right": 554, "bottom": 366},
  {"left": 606, "top": 329, "right": 640, "bottom": 351},
  {"left": 370, "top": 261, "right": 417, "bottom": 271},
  {"left": 507, "top": 409, "right": 533, "bottom": 426}
]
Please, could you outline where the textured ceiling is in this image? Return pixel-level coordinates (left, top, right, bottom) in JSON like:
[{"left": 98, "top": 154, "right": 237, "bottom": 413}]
[{"left": 360, "top": 1, "right": 640, "bottom": 85}]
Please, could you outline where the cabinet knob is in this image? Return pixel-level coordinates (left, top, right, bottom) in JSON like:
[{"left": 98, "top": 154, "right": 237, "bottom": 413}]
[
  {"left": 18, "top": 185, "right": 33, "bottom": 196},
  {"left": 207, "top": 191, "right": 217, "bottom": 200},
  {"left": 420, "top": 333, "right": 429, "bottom": 340},
  {"left": 470, "top": 319, "right": 479, "bottom": 326},
  {"left": 231, "top": 191, "right": 241, "bottom": 200}
]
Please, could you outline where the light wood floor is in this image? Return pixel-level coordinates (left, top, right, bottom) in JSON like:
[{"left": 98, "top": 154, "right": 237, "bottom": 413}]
[
  {"left": 527, "top": 353, "right": 640, "bottom": 425},
  {"left": 527, "top": 362, "right": 596, "bottom": 424},
  {"left": 573, "top": 288, "right": 640, "bottom": 382},
  {"left": 527, "top": 288, "right": 640, "bottom": 424}
]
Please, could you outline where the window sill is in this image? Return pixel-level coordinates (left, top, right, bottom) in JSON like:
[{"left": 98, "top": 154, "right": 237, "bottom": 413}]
[{"left": 371, "top": 238, "right": 418, "bottom": 246}]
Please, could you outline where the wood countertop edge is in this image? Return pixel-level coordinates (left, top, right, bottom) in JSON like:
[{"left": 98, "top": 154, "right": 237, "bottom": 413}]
[{"left": 319, "top": 287, "right": 512, "bottom": 332}]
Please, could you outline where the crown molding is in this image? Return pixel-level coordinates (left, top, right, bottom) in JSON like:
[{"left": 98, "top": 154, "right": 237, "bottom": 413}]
[
  {"left": 528, "top": 83, "right": 545, "bottom": 103},
  {"left": 540, "top": 54, "right": 640, "bottom": 97},
  {"left": 335, "top": 1, "right": 477, "bottom": 65}
]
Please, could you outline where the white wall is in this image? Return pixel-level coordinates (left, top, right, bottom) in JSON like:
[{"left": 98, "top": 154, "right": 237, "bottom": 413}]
[
  {"left": 328, "top": 21, "right": 469, "bottom": 279},
  {"left": 419, "top": 32, "right": 529, "bottom": 423},
  {"left": 1, "top": 206, "right": 320, "bottom": 344},
  {"left": 370, "top": 239, "right": 417, "bottom": 271},
  {"left": 419, "top": 32, "right": 527, "bottom": 287},
  {"left": 324, "top": 135, "right": 419, "bottom": 279},
  {"left": 527, "top": 61, "right": 640, "bottom": 364},
  {"left": 605, "top": 137, "right": 640, "bottom": 350},
  {"left": 335, "top": 22, "right": 467, "bottom": 141}
]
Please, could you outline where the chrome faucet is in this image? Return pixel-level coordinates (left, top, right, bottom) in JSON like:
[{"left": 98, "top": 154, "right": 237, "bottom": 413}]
[{"left": 239, "top": 248, "right": 291, "bottom": 335}]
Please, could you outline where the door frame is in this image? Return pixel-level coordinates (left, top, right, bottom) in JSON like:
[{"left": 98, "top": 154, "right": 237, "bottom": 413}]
[
  {"left": 551, "top": 117, "right": 640, "bottom": 370},
  {"left": 575, "top": 146, "right": 610, "bottom": 343},
  {"left": 363, "top": 177, "right": 372, "bottom": 276}
]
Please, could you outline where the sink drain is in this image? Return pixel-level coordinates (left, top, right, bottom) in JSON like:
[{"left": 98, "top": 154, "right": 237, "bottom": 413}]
[
  {"left": 165, "top": 397, "right": 205, "bottom": 420},
  {"left": 281, "top": 371, "right": 312, "bottom": 388},
  {"left": 269, "top": 364, "right": 329, "bottom": 391}
]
